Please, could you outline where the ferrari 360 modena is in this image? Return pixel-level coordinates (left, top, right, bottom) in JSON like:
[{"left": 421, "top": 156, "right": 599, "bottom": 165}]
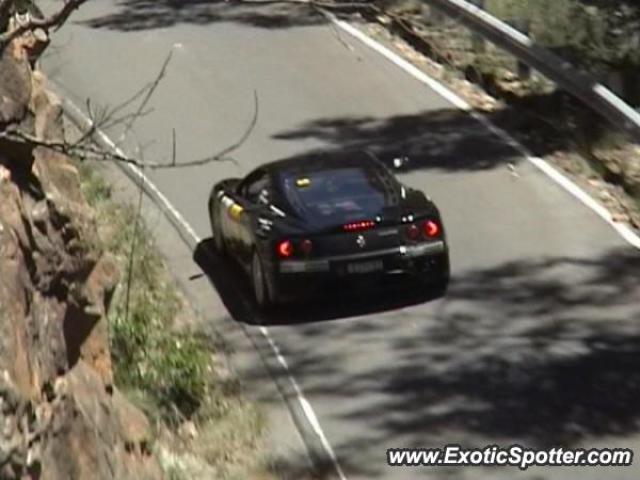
[{"left": 208, "top": 151, "right": 450, "bottom": 309}]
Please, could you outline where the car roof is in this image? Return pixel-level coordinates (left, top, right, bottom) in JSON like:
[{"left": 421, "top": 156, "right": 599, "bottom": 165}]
[{"left": 259, "top": 151, "right": 402, "bottom": 221}]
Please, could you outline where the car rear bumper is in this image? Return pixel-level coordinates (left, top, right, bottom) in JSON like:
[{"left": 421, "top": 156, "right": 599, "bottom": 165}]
[
  {"left": 278, "top": 241, "right": 446, "bottom": 273},
  {"left": 269, "top": 241, "right": 449, "bottom": 302}
]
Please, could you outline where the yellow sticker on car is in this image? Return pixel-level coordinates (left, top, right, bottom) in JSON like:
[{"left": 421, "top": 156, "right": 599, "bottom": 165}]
[
  {"left": 229, "top": 203, "right": 244, "bottom": 219},
  {"left": 296, "top": 178, "right": 311, "bottom": 187}
]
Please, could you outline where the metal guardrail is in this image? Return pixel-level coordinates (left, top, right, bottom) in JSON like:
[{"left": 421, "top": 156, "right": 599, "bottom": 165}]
[{"left": 426, "top": 0, "right": 640, "bottom": 143}]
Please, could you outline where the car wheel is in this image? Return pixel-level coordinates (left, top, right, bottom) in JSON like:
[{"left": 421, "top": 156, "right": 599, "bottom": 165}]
[
  {"left": 432, "top": 276, "right": 449, "bottom": 297},
  {"left": 416, "top": 275, "right": 447, "bottom": 298},
  {"left": 251, "top": 251, "right": 271, "bottom": 309},
  {"left": 417, "top": 263, "right": 449, "bottom": 298}
]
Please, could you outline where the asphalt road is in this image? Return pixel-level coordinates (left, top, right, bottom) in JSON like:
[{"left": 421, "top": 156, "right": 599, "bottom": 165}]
[{"left": 43, "top": 1, "right": 640, "bottom": 479}]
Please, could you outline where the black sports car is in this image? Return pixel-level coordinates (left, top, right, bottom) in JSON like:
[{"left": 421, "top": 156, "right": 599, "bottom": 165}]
[{"left": 208, "top": 151, "right": 450, "bottom": 309}]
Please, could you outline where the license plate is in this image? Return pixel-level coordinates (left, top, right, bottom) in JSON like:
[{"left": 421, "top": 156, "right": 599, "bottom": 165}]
[{"left": 346, "top": 259, "right": 384, "bottom": 274}]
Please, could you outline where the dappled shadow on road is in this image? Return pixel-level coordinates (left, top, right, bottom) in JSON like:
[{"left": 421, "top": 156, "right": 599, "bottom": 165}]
[
  {"left": 82, "top": 0, "right": 324, "bottom": 32},
  {"left": 194, "top": 237, "right": 640, "bottom": 476},
  {"left": 273, "top": 108, "right": 515, "bottom": 173},
  {"left": 278, "top": 246, "right": 640, "bottom": 458},
  {"left": 192, "top": 237, "right": 443, "bottom": 326},
  {"left": 272, "top": 101, "right": 584, "bottom": 174}
]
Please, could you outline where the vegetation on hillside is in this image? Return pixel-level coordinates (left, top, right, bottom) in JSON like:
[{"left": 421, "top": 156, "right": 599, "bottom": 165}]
[
  {"left": 78, "top": 162, "right": 273, "bottom": 479},
  {"left": 483, "top": 0, "right": 640, "bottom": 103}
]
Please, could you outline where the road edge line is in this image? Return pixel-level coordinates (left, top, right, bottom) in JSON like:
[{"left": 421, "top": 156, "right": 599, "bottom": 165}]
[
  {"left": 55, "top": 87, "right": 348, "bottom": 480},
  {"left": 324, "top": 11, "right": 640, "bottom": 251}
]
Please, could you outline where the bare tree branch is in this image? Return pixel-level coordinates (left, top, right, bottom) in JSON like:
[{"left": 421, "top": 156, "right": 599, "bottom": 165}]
[
  {"left": 0, "top": 3, "right": 262, "bottom": 172},
  {"left": 0, "top": 127, "right": 161, "bottom": 167},
  {"left": 169, "top": 89, "right": 259, "bottom": 169},
  {"left": 0, "top": 0, "right": 88, "bottom": 50},
  {"left": 100, "top": 107, "right": 155, "bottom": 132},
  {"left": 117, "top": 50, "right": 173, "bottom": 145},
  {"left": 0, "top": 86, "right": 259, "bottom": 170},
  {"left": 70, "top": 54, "right": 170, "bottom": 149}
]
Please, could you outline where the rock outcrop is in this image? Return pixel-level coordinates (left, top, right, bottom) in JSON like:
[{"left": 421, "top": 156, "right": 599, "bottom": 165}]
[{"left": 0, "top": 26, "right": 163, "bottom": 480}]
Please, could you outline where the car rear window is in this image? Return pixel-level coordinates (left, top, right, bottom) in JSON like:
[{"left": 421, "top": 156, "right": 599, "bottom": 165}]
[{"left": 279, "top": 166, "right": 397, "bottom": 224}]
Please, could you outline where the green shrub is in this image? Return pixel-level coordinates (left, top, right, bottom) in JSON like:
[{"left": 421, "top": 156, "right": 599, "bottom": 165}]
[
  {"left": 76, "top": 161, "right": 272, "bottom": 478},
  {"left": 78, "top": 163, "right": 212, "bottom": 422},
  {"left": 486, "top": 0, "right": 640, "bottom": 76}
]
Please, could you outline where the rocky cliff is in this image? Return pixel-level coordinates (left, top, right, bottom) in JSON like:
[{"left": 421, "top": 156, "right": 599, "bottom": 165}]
[{"left": 0, "top": 29, "right": 162, "bottom": 480}]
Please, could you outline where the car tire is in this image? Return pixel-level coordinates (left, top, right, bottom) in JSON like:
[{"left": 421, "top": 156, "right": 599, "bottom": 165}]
[
  {"left": 417, "top": 274, "right": 448, "bottom": 297},
  {"left": 251, "top": 251, "right": 272, "bottom": 310},
  {"left": 418, "top": 260, "right": 449, "bottom": 298},
  {"left": 432, "top": 275, "right": 449, "bottom": 297}
]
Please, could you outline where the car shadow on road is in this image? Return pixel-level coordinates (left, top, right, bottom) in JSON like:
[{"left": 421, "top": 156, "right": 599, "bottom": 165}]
[{"left": 193, "top": 237, "right": 443, "bottom": 326}]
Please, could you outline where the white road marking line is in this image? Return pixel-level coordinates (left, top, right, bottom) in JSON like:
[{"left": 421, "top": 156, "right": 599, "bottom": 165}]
[
  {"left": 528, "top": 156, "right": 640, "bottom": 249},
  {"left": 259, "top": 326, "right": 348, "bottom": 480},
  {"left": 326, "top": 12, "right": 640, "bottom": 251},
  {"left": 62, "top": 97, "right": 348, "bottom": 480}
]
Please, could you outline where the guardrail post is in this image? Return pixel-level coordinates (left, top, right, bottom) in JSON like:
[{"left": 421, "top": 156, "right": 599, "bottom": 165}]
[
  {"left": 468, "top": 0, "right": 486, "bottom": 53},
  {"left": 506, "top": 17, "right": 531, "bottom": 80}
]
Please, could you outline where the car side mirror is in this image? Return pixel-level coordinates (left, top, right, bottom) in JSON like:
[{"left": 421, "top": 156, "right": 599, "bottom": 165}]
[{"left": 392, "top": 156, "right": 410, "bottom": 170}]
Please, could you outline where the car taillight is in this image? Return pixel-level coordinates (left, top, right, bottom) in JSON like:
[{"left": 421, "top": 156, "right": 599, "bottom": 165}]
[
  {"left": 276, "top": 239, "right": 293, "bottom": 258},
  {"left": 423, "top": 220, "right": 441, "bottom": 238},
  {"left": 300, "top": 239, "right": 313, "bottom": 256},
  {"left": 343, "top": 220, "right": 376, "bottom": 232},
  {"left": 406, "top": 224, "right": 420, "bottom": 241}
]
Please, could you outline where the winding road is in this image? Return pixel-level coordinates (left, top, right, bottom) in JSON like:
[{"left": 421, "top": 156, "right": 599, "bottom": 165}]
[{"left": 43, "top": 1, "right": 640, "bottom": 479}]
